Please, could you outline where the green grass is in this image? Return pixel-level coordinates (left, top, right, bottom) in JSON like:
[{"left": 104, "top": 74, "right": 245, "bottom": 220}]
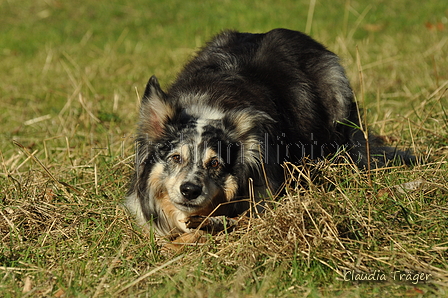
[{"left": 1, "top": 0, "right": 447, "bottom": 297}]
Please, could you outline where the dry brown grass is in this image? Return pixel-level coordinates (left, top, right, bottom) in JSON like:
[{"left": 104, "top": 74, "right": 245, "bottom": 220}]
[{"left": 2, "top": 140, "right": 447, "bottom": 296}]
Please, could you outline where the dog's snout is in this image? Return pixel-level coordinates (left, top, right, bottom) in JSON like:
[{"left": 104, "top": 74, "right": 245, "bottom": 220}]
[{"left": 180, "top": 182, "right": 202, "bottom": 200}]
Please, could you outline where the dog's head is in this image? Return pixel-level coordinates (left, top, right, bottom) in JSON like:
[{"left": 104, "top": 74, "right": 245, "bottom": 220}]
[{"left": 126, "top": 76, "right": 274, "bottom": 235}]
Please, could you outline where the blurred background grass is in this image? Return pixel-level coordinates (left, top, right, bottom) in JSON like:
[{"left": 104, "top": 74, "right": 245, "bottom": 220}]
[
  {"left": 1, "top": 0, "right": 446, "bottom": 151},
  {"left": 1, "top": 0, "right": 447, "bottom": 153},
  {"left": 0, "top": 0, "right": 447, "bottom": 296}
]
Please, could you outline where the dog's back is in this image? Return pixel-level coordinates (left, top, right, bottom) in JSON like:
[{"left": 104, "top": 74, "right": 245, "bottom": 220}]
[{"left": 167, "top": 28, "right": 412, "bottom": 167}]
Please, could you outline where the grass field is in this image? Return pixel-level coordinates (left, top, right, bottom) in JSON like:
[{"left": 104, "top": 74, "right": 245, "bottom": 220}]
[{"left": 1, "top": 0, "right": 447, "bottom": 297}]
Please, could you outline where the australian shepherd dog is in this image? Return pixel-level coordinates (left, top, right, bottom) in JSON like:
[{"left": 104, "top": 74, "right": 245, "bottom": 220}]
[{"left": 125, "top": 28, "right": 413, "bottom": 239}]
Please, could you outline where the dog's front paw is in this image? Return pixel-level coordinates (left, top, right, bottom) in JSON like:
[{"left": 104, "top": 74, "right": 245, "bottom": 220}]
[
  {"left": 184, "top": 215, "right": 238, "bottom": 233},
  {"left": 183, "top": 215, "right": 207, "bottom": 229}
]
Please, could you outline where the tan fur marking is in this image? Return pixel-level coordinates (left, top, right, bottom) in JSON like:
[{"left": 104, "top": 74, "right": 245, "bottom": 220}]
[
  {"left": 147, "top": 163, "right": 164, "bottom": 189},
  {"left": 148, "top": 163, "right": 188, "bottom": 233},
  {"left": 223, "top": 175, "right": 238, "bottom": 201},
  {"left": 203, "top": 148, "right": 218, "bottom": 167},
  {"left": 158, "top": 194, "right": 188, "bottom": 232}
]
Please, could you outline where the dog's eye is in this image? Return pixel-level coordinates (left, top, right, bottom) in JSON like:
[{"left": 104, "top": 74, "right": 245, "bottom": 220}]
[
  {"left": 209, "top": 159, "right": 220, "bottom": 168},
  {"left": 171, "top": 154, "right": 182, "bottom": 164}
]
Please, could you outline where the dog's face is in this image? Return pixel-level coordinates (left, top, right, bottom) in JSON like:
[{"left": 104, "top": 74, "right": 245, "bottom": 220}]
[
  {"left": 147, "top": 118, "right": 239, "bottom": 216},
  {"left": 127, "top": 76, "right": 272, "bottom": 235}
]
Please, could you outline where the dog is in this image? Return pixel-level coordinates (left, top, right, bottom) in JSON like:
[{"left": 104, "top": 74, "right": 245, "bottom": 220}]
[{"left": 125, "top": 28, "right": 414, "bottom": 239}]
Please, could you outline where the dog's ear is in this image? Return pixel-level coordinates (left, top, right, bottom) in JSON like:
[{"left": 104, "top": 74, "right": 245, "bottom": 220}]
[
  {"left": 139, "top": 76, "right": 175, "bottom": 140},
  {"left": 142, "top": 76, "right": 166, "bottom": 104}
]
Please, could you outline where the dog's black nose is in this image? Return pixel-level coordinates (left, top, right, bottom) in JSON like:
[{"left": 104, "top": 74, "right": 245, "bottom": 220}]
[{"left": 180, "top": 182, "right": 202, "bottom": 200}]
